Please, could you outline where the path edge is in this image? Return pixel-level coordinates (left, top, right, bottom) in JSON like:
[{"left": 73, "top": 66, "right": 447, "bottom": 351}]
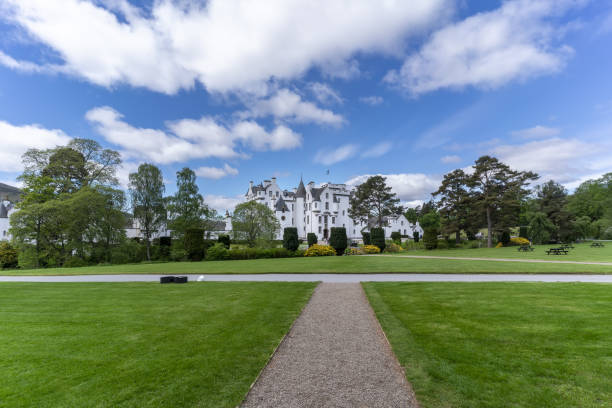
[{"left": 236, "top": 281, "right": 322, "bottom": 408}]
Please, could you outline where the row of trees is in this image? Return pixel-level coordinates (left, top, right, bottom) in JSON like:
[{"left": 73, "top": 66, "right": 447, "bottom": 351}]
[{"left": 418, "top": 156, "right": 612, "bottom": 246}]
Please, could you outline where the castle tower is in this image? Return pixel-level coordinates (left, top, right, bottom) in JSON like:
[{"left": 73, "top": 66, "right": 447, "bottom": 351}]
[{"left": 295, "top": 176, "right": 306, "bottom": 239}]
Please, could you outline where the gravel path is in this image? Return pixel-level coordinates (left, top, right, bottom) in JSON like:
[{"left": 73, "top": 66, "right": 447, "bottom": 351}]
[{"left": 241, "top": 283, "right": 418, "bottom": 408}]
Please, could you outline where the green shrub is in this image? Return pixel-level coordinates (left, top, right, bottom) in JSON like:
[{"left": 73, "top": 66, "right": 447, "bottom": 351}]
[
  {"left": 283, "top": 227, "right": 299, "bottom": 251},
  {"left": 371, "top": 228, "right": 386, "bottom": 252},
  {"left": 217, "top": 235, "right": 231, "bottom": 249},
  {"left": 63, "top": 256, "right": 88, "bottom": 268},
  {"left": 184, "top": 228, "right": 205, "bottom": 261},
  {"left": 345, "top": 247, "right": 364, "bottom": 255},
  {"left": 519, "top": 226, "right": 529, "bottom": 239},
  {"left": 224, "top": 247, "right": 299, "bottom": 260},
  {"left": 413, "top": 230, "right": 420, "bottom": 242},
  {"left": 391, "top": 231, "right": 401, "bottom": 243},
  {"left": 423, "top": 229, "right": 438, "bottom": 250},
  {"left": 205, "top": 243, "right": 228, "bottom": 261},
  {"left": 329, "top": 227, "right": 348, "bottom": 256},
  {"left": 0, "top": 241, "right": 18, "bottom": 269},
  {"left": 362, "top": 231, "right": 371, "bottom": 245},
  {"left": 499, "top": 230, "right": 511, "bottom": 246},
  {"left": 436, "top": 240, "right": 449, "bottom": 250},
  {"left": 307, "top": 232, "right": 318, "bottom": 247}
]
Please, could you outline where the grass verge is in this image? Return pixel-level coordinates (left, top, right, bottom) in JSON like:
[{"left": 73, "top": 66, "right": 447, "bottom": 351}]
[
  {"left": 363, "top": 282, "right": 612, "bottom": 408},
  {"left": 0, "top": 282, "right": 316, "bottom": 407}
]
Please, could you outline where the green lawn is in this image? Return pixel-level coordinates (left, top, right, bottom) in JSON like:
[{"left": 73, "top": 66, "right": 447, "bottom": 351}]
[
  {"left": 387, "top": 242, "right": 612, "bottom": 262},
  {"left": 0, "top": 282, "right": 316, "bottom": 407},
  {"left": 3, "top": 252, "right": 612, "bottom": 275},
  {"left": 364, "top": 282, "right": 612, "bottom": 408}
]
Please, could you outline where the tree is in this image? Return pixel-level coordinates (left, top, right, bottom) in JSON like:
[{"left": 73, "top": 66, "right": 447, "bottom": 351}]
[
  {"left": 283, "top": 227, "right": 299, "bottom": 251},
  {"left": 0, "top": 241, "right": 18, "bottom": 269},
  {"left": 528, "top": 212, "right": 554, "bottom": 244},
  {"left": 361, "top": 231, "right": 371, "bottom": 245},
  {"left": 433, "top": 169, "right": 472, "bottom": 243},
  {"left": 307, "top": 232, "right": 318, "bottom": 247},
  {"left": 404, "top": 207, "right": 418, "bottom": 224},
  {"left": 329, "top": 227, "right": 348, "bottom": 256},
  {"left": 534, "top": 180, "right": 574, "bottom": 242},
  {"left": 370, "top": 227, "right": 386, "bottom": 252},
  {"left": 469, "top": 156, "right": 538, "bottom": 248},
  {"left": 232, "top": 201, "right": 279, "bottom": 247},
  {"left": 166, "top": 168, "right": 213, "bottom": 240},
  {"left": 349, "top": 176, "right": 402, "bottom": 227},
  {"left": 421, "top": 211, "right": 440, "bottom": 250},
  {"left": 184, "top": 228, "right": 205, "bottom": 261},
  {"left": 129, "top": 164, "right": 166, "bottom": 261},
  {"left": 413, "top": 230, "right": 420, "bottom": 242},
  {"left": 573, "top": 216, "right": 592, "bottom": 240}
]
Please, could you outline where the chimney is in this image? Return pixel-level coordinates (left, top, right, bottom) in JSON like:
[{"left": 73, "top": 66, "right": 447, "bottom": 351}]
[
  {"left": 271, "top": 177, "right": 277, "bottom": 184},
  {"left": 249, "top": 181, "right": 253, "bottom": 189}
]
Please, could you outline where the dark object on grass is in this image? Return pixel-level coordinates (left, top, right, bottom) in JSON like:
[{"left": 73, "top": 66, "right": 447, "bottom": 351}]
[
  {"left": 329, "top": 227, "right": 348, "bottom": 256},
  {"left": 591, "top": 242, "right": 605, "bottom": 248},
  {"left": 160, "top": 276, "right": 188, "bottom": 283}
]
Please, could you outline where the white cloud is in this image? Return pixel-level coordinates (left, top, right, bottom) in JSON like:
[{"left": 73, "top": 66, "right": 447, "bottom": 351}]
[
  {"left": 491, "top": 137, "right": 612, "bottom": 185},
  {"left": 242, "top": 89, "right": 344, "bottom": 126},
  {"left": 195, "top": 164, "right": 239, "bottom": 180},
  {"left": 86, "top": 106, "right": 301, "bottom": 165},
  {"left": 441, "top": 155, "right": 461, "bottom": 164},
  {"left": 314, "top": 144, "right": 359, "bottom": 165},
  {"left": 510, "top": 125, "right": 560, "bottom": 139},
  {"left": 308, "top": 82, "right": 343, "bottom": 105},
  {"left": 346, "top": 173, "right": 441, "bottom": 202},
  {"left": 204, "top": 194, "right": 243, "bottom": 213},
  {"left": 359, "top": 96, "right": 384, "bottom": 106},
  {"left": 0, "top": 120, "right": 71, "bottom": 172},
  {"left": 385, "top": 0, "right": 578, "bottom": 95},
  {"left": 361, "top": 142, "right": 392, "bottom": 158},
  {"left": 1, "top": 0, "right": 450, "bottom": 94}
]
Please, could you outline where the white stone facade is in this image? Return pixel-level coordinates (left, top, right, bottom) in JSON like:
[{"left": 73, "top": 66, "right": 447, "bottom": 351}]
[{"left": 244, "top": 177, "right": 423, "bottom": 242}]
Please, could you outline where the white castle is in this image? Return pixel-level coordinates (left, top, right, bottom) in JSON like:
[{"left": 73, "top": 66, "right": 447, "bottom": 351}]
[{"left": 242, "top": 177, "right": 423, "bottom": 242}]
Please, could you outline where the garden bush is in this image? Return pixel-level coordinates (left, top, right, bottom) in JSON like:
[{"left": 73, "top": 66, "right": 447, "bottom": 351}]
[
  {"left": 63, "top": 256, "right": 88, "bottom": 268},
  {"left": 362, "top": 245, "right": 381, "bottom": 254},
  {"left": 499, "top": 230, "right": 511, "bottom": 246},
  {"left": 283, "top": 227, "right": 299, "bottom": 251},
  {"left": 307, "top": 233, "right": 318, "bottom": 247},
  {"left": 509, "top": 237, "right": 530, "bottom": 246},
  {"left": 519, "top": 226, "right": 529, "bottom": 239},
  {"left": 385, "top": 242, "right": 401, "bottom": 253},
  {"left": 205, "top": 243, "right": 228, "bottom": 261},
  {"left": 391, "top": 231, "right": 402, "bottom": 243},
  {"left": 217, "top": 235, "right": 231, "bottom": 249},
  {"left": 362, "top": 232, "right": 371, "bottom": 245},
  {"left": 371, "top": 228, "right": 386, "bottom": 252},
  {"left": 436, "top": 240, "right": 449, "bottom": 250},
  {"left": 304, "top": 244, "right": 336, "bottom": 257},
  {"left": 423, "top": 229, "right": 438, "bottom": 250},
  {"left": 184, "top": 228, "right": 205, "bottom": 261},
  {"left": 345, "top": 247, "right": 364, "bottom": 255},
  {"left": 413, "top": 230, "right": 420, "bottom": 242},
  {"left": 0, "top": 241, "right": 18, "bottom": 269},
  {"left": 329, "top": 227, "right": 348, "bottom": 256}
]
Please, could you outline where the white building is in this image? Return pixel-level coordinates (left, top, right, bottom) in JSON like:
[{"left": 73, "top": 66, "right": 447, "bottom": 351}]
[
  {"left": 243, "top": 177, "right": 423, "bottom": 242},
  {"left": 0, "top": 183, "right": 21, "bottom": 241}
]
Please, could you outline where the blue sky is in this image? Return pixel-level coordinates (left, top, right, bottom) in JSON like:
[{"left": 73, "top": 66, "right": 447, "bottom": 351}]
[{"left": 1, "top": 0, "right": 612, "bottom": 212}]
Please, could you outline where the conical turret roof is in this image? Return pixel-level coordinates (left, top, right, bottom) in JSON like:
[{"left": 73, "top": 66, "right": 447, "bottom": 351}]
[{"left": 295, "top": 177, "right": 306, "bottom": 198}]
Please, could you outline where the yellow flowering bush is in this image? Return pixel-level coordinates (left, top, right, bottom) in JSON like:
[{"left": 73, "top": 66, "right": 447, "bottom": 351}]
[
  {"left": 495, "top": 242, "right": 503, "bottom": 248},
  {"left": 362, "top": 245, "right": 381, "bottom": 254},
  {"left": 384, "top": 243, "right": 402, "bottom": 253},
  {"left": 345, "top": 247, "right": 364, "bottom": 255},
  {"left": 510, "top": 237, "right": 530, "bottom": 246},
  {"left": 304, "top": 244, "right": 337, "bottom": 257}
]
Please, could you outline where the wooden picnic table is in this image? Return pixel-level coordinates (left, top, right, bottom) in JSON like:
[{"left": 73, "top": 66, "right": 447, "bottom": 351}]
[
  {"left": 591, "top": 242, "right": 605, "bottom": 248},
  {"left": 518, "top": 245, "right": 534, "bottom": 252},
  {"left": 546, "top": 247, "right": 568, "bottom": 255}
]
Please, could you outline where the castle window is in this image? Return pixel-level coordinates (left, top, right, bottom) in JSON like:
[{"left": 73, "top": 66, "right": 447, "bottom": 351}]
[
  {"left": 343, "top": 210, "right": 345, "bottom": 216},
  {"left": 401, "top": 221, "right": 404, "bottom": 226},
  {"left": 269, "top": 191, "right": 272, "bottom": 197},
  {"left": 276, "top": 191, "right": 279, "bottom": 197},
  {"left": 326, "top": 193, "right": 329, "bottom": 199},
  {"left": 325, "top": 202, "right": 329, "bottom": 210},
  {"left": 318, "top": 226, "right": 322, "bottom": 233},
  {"left": 318, "top": 216, "right": 322, "bottom": 223},
  {"left": 332, "top": 217, "right": 335, "bottom": 224}
]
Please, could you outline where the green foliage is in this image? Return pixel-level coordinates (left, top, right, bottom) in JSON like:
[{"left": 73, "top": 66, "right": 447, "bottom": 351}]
[
  {"left": 205, "top": 243, "right": 228, "bottom": 261},
  {"left": 371, "top": 227, "right": 386, "bottom": 252},
  {"left": 528, "top": 212, "right": 555, "bottom": 244},
  {"left": 0, "top": 241, "right": 18, "bottom": 269},
  {"left": 217, "top": 235, "right": 231, "bottom": 249},
  {"left": 404, "top": 207, "right": 418, "bottom": 224},
  {"left": 224, "top": 247, "right": 301, "bottom": 260},
  {"left": 304, "top": 244, "right": 336, "bottom": 257},
  {"left": 499, "top": 230, "right": 511, "bottom": 246},
  {"left": 362, "top": 231, "right": 371, "bottom": 245},
  {"left": 519, "top": 226, "right": 529, "bottom": 239},
  {"left": 390, "top": 231, "right": 401, "bottom": 243},
  {"left": 307, "top": 232, "right": 318, "bottom": 247},
  {"left": 413, "top": 230, "right": 420, "bottom": 242},
  {"left": 184, "top": 228, "right": 205, "bottom": 261},
  {"left": 282, "top": 227, "right": 299, "bottom": 251},
  {"left": 329, "top": 227, "right": 348, "bottom": 256},
  {"left": 232, "top": 201, "right": 279, "bottom": 247},
  {"left": 385, "top": 242, "right": 401, "bottom": 253},
  {"left": 349, "top": 175, "right": 402, "bottom": 227},
  {"left": 423, "top": 229, "right": 438, "bottom": 250}
]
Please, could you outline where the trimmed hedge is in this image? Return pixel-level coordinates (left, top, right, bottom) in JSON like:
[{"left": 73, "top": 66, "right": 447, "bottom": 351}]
[
  {"left": 184, "top": 228, "right": 205, "bottom": 261},
  {"left": 329, "top": 227, "right": 348, "bottom": 256},
  {"left": 413, "top": 230, "right": 420, "bottom": 242},
  {"left": 391, "top": 231, "right": 401, "bottom": 243},
  {"left": 423, "top": 229, "right": 438, "bottom": 250},
  {"left": 371, "top": 228, "right": 386, "bottom": 252},
  {"left": 283, "top": 227, "right": 299, "bottom": 251},
  {"left": 307, "top": 232, "right": 318, "bottom": 247},
  {"left": 362, "top": 231, "right": 371, "bottom": 245},
  {"left": 217, "top": 235, "right": 231, "bottom": 249}
]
